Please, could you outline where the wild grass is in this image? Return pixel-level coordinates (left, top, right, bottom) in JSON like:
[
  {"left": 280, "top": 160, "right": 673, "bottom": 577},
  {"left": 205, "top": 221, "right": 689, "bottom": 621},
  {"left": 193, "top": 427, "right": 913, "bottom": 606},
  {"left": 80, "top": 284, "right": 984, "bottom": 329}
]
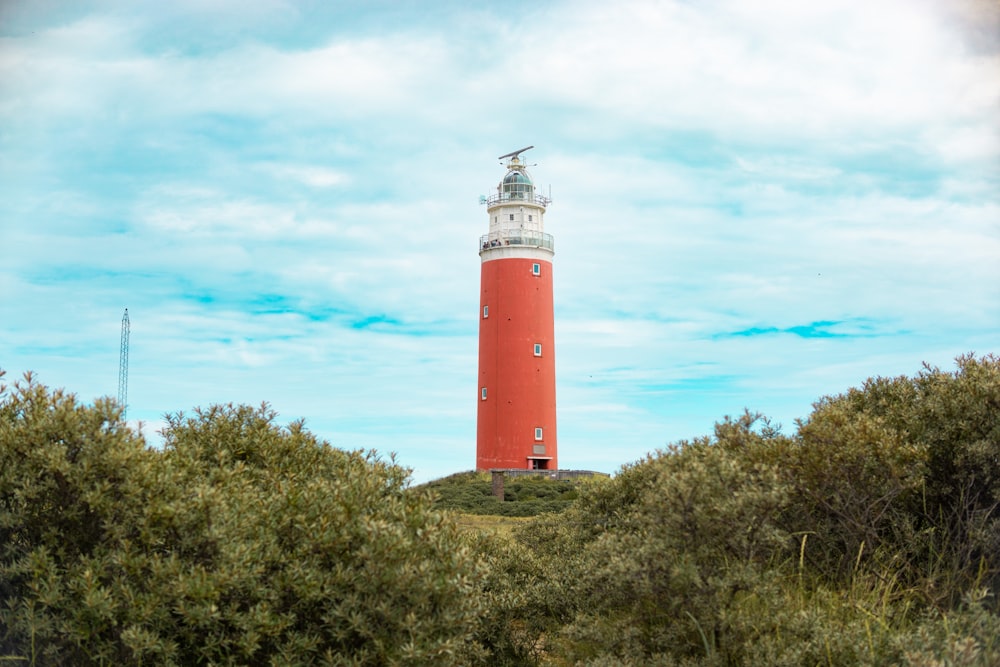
[{"left": 451, "top": 513, "right": 534, "bottom": 537}]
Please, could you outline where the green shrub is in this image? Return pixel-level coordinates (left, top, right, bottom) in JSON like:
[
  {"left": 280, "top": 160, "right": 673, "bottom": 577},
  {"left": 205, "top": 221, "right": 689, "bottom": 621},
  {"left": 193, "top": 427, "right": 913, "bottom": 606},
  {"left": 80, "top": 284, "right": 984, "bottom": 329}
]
[
  {"left": 786, "top": 354, "right": 1000, "bottom": 606},
  {"left": 6, "top": 353, "right": 996, "bottom": 665},
  {"left": 524, "top": 413, "right": 793, "bottom": 665},
  {"left": 507, "top": 356, "right": 1000, "bottom": 665},
  {"left": 902, "top": 589, "right": 1000, "bottom": 667},
  {"left": 464, "top": 530, "right": 557, "bottom": 666},
  {"left": 0, "top": 372, "right": 484, "bottom": 665}
]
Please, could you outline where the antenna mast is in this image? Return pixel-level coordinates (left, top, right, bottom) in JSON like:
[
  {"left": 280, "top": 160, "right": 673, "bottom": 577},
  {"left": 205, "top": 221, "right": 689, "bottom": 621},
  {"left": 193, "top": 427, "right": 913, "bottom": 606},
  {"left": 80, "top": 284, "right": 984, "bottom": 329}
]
[
  {"left": 118, "top": 308, "right": 129, "bottom": 419},
  {"left": 498, "top": 145, "right": 534, "bottom": 162}
]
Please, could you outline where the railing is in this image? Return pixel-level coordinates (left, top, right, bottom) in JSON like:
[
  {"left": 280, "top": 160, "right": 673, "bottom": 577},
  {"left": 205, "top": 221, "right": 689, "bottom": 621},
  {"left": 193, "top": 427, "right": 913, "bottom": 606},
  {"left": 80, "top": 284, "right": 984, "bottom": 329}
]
[
  {"left": 480, "top": 231, "right": 554, "bottom": 252},
  {"left": 483, "top": 192, "right": 551, "bottom": 207},
  {"left": 490, "top": 469, "right": 610, "bottom": 480}
]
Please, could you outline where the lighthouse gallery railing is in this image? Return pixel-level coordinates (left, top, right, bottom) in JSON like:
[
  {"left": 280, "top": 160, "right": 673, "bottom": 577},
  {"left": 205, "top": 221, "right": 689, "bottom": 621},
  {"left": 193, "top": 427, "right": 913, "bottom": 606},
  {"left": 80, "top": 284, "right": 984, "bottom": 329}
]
[
  {"left": 480, "top": 231, "right": 554, "bottom": 252},
  {"left": 483, "top": 192, "right": 551, "bottom": 207}
]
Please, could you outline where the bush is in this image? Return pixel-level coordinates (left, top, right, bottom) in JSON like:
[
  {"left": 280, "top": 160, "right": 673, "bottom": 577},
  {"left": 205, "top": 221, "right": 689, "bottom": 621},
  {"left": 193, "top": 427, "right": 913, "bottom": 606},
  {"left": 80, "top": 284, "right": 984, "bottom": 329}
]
[
  {"left": 786, "top": 354, "right": 1000, "bottom": 605},
  {"left": 522, "top": 413, "right": 793, "bottom": 665},
  {"left": 902, "top": 589, "right": 1000, "bottom": 667},
  {"left": 0, "top": 372, "right": 483, "bottom": 665},
  {"left": 464, "top": 530, "right": 556, "bottom": 666},
  {"left": 506, "top": 355, "right": 1000, "bottom": 665},
  {"left": 6, "top": 354, "right": 996, "bottom": 665}
]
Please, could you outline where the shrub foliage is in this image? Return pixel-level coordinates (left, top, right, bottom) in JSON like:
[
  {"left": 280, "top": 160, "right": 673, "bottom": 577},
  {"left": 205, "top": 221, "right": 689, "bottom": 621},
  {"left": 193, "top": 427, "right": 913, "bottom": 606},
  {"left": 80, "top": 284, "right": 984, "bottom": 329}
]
[
  {"left": 0, "top": 373, "right": 483, "bottom": 665},
  {"left": 479, "top": 354, "right": 1000, "bottom": 665},
  {"left": 2, "top": 354, "right": 998, "bottom": 665}
]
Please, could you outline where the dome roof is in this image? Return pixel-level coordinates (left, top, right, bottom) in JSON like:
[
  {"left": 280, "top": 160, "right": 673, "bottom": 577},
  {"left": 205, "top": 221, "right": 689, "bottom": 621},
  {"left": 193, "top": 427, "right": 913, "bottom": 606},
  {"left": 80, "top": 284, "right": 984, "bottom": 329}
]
[
  {"left": 500, "top": 169, "right": 535, "bottom": 201},
  {"left": 503, "top": 170, "right": 532, "bottom": 186}
]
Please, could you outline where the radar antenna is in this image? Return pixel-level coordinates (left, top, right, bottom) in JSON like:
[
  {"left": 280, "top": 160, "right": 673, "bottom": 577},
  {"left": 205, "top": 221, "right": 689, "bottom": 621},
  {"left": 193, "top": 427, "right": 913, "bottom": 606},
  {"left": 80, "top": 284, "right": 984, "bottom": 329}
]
[
  {"left": 118, "top": 308, "right": 129, "bottom": 419},
  {"left": 498, "top": 145, "right": 534, "bottom": 161}
]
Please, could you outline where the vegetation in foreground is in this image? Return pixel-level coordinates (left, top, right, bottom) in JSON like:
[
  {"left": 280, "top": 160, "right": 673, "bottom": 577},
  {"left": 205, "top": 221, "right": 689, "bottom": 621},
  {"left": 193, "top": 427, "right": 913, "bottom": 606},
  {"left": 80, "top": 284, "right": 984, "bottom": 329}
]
[{"left": 1, "top": 354, "right": 998, "bottom": 665}]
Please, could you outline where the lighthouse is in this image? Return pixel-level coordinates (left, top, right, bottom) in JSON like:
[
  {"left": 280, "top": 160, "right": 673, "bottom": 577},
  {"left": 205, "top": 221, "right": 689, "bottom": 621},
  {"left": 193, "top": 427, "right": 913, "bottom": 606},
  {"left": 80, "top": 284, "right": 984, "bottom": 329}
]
[{"left": 476, "top": 146, "right": 557, "bottom": 471}]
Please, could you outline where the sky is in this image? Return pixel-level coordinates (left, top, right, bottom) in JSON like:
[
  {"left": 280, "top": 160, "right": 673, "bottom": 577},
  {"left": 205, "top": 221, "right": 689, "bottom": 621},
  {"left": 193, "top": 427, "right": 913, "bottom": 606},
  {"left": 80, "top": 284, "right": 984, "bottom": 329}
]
[{"left": 1, "top": 0, "right": 998, "bottom": 483}]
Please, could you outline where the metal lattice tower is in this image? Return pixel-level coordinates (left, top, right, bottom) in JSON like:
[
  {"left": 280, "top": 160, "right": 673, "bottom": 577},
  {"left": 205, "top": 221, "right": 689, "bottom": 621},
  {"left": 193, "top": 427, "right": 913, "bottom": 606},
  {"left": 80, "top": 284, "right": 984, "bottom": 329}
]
[{"left": 118, "top": 308, "right": 129, "bottom": 419}]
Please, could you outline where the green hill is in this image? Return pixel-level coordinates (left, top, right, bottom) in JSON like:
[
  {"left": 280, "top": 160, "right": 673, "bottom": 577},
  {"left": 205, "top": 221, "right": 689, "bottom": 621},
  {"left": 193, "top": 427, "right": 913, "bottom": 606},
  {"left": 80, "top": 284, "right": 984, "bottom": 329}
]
[{"left": 416, "top": 470, "right": 597, "bottom": 517}]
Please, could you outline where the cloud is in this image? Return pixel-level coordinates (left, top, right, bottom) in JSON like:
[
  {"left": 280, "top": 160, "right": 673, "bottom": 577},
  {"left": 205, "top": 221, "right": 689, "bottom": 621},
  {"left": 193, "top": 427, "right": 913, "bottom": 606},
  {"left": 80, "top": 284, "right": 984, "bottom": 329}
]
[
  {"left": 255, "top": 162, "right": 349, "bottom": 188},
  {"left": 720, "top": 319, "right": 890, "bottom": 340},
  {"left": 0, "top": 0, "right": 996, "bottom": 482}
]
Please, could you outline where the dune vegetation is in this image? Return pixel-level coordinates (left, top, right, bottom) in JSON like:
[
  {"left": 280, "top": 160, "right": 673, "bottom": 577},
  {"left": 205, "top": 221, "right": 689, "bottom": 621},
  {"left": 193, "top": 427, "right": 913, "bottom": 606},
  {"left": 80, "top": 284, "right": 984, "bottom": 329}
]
[{"left": 2, "top": 354, "right": 997, "bottom": 665}]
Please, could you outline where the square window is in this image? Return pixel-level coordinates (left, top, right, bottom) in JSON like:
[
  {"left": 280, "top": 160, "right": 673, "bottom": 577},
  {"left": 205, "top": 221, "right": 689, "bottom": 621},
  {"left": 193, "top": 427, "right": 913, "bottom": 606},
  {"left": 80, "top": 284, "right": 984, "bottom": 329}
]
[
  {"left": 531, "top": 263, "right": 541, "bottom": 276},
  {"left": 533, "top": 343, "right": 542, "bottom": 356},
  {"left": 534, "top": 427, "right": 543, "bottom": 441},
  {"left": 481, "top": 387, "right": 487, "bottom": 401},
  {"left": 482, "top": 305, "right": 488, "bottom": 318}
]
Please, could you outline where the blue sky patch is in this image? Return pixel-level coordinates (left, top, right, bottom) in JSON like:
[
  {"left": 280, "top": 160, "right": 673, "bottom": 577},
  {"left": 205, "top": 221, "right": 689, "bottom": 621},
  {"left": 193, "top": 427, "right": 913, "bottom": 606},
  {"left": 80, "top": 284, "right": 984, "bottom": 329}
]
[{"left": 0, "top": 0, "right": 995, "bottom": 484}]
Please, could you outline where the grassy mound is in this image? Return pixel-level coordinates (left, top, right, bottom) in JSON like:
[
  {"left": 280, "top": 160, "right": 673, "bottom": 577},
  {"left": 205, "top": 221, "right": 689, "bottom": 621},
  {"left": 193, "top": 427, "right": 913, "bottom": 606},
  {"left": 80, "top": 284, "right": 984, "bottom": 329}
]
[{"left": 417, "top": 470, "right": 587, "bottom": 517}]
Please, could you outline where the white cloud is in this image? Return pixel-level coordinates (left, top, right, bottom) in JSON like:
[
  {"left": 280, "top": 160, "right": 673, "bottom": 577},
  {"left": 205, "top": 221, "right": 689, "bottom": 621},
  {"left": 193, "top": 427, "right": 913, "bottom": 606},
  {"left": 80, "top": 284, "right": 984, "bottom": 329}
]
[
  {"left": 256, "top": 162, "right": 348, "bottom": 188},
  {"left": 1, "top": 0, "right": 996, "bottom": 482}
]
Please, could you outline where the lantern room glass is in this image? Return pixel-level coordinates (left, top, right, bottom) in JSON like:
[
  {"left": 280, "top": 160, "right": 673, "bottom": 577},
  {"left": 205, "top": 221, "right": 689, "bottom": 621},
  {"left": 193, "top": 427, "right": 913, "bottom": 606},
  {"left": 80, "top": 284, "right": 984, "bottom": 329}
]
[{"left": 501, "top": 170, "right": 534, "bottom": 200}]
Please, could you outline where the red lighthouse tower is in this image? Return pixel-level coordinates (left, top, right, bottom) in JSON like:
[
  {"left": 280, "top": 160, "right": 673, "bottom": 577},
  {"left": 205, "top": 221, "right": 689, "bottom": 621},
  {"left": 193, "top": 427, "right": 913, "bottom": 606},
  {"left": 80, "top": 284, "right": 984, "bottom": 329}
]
[{"left": 476, "top": 146, "right": 557, "bottom": 471}]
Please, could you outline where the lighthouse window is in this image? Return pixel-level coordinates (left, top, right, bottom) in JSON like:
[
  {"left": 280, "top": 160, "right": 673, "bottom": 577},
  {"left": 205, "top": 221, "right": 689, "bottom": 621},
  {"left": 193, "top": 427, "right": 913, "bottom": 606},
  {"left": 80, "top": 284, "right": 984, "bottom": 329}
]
[
  {"left": 528, "top": 215, "right": 533, "bottom": 221},
  {"left": 481, "top": 387, "right": 487, "bottom": 400},
  {"left": 509, "top": 214, "right": 515, "bottom": 221},
  {"left": 532, "top": 263, "right": 541, "bottom": 276},
  {"left": 533, "top": 343, "right": 542, "bottom": 356},
  {"left": 534, "top": 427, "right": 543, "bottom": 441},
  {"left": 483, "top": 305, "right": 488, "bottom": 319}
]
